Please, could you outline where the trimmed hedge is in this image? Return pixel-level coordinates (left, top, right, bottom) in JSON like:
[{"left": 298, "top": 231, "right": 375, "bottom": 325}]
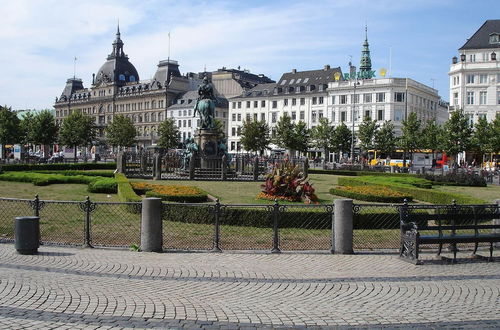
[
  {"left": 337, "top": 177, "right": 485, "bottom": 204},
  {"left": 419, "top": 173, "right": 487, "bottom": 187},
  {"left": 309, "top": 168, "right": 420, "bottom": 178},
  {"left": 115, "top": 173, "right": 142, "bottom": 203},
  {"left": 0, "top": 163, "right": 116, "bottom": 172},
  {"left": 131, "top": 182, "right": 209, "bottom": 203},
  {"left": 330, "top": 186, "right": 412, "bottom": 203},
  {"left": 33, "top": 170, "right": 115, "bottom": 177},
  {"left": 87, "top": 178, "right": 117, "bottom": 193}
]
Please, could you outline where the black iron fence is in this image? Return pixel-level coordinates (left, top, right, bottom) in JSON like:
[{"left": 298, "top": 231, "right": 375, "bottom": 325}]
[{"left": 3, "top": 196, "right": 494, "bottom": 253}]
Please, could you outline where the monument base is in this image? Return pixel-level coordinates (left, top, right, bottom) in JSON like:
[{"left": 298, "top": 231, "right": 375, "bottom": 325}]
[{"left": 195, "top": 129, "right": 219, "bottom": 168}]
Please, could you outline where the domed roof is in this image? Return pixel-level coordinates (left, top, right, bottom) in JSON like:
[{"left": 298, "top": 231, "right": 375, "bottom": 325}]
[{"left": 94, "top": 26, "right": 139, "bottom": 85}]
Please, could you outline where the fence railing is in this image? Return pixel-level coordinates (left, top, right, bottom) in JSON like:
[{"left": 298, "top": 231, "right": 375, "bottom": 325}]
[{"left": 3, "top": 196, "right": 496, "bottom": 253}]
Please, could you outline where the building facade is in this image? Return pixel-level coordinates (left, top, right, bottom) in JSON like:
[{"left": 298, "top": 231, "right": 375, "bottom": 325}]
[{"left": 449, "top": 20, "right": 500, "bottom": 124}]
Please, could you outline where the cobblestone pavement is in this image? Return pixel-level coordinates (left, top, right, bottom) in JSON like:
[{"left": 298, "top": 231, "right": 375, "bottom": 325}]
[{"left": 0, "top": 244, "right": 498, "bottom": 329}]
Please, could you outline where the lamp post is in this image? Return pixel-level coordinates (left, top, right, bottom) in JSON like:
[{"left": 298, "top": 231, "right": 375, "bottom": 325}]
[{"left": 350, "top": 78, "right": 359, "bottom": 163}]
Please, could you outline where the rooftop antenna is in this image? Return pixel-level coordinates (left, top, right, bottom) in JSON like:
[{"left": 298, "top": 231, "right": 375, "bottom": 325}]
[
  {"left": 430, "top": 78, "right": 436, "bottom": 89},
  {"left": 73, "top": 56, "right": 77, "bottom": 79}
]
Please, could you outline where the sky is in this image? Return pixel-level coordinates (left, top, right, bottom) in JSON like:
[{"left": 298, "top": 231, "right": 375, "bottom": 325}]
[{"left": 0, "top": 0, "right": 497, "bottom": 110}]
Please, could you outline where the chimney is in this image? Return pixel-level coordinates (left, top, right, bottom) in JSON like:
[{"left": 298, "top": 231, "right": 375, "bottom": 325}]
[
  {"left": 324, "top": 65, "right": 330, "bottom": 71},
  {"left": 292, "top": 69, "right": 297, "bottom": 74}
]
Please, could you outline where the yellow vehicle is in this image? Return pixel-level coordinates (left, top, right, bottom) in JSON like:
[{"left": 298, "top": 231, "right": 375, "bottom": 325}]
[{"left": 367, "top": 149, "right": 444, "bottom": 168}]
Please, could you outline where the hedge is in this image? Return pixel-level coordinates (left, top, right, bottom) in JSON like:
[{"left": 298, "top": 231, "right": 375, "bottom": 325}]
[
  {"left": 309, "top": 169, "right": 420, "bottom": 178},
  {"left": 330, "top": 186, "right": 412, "bottom": 203},
  {"left": 337, "top": 177, "right": 485, "bottom": 204},
  {"left": 0, "top": 163, "right": 116, "bottom": 172},
  {"left": 115, "top": 173, "right": 142, "bottom": 203},
  {"left": 87, "top": 178, "right": 117, "bottom": 193},
  {"left": 33, "top": 170, "right": 115, "bottom": 177}
]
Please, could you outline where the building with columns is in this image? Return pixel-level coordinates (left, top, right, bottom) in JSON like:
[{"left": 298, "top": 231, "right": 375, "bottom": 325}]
[{"left": 449, "top": 20, "right": 500, "bottom": 124}]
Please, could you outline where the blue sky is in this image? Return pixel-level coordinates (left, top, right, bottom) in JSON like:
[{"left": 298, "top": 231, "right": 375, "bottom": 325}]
[{"left": 0, "top": 0, "right": 496, "bottom": 110}]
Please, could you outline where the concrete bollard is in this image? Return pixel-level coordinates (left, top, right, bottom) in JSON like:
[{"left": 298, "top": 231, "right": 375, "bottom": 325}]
[
  {"left": 15, "top": 216, "right": 40, "bottom": 255},
  {"left": 153, "top": 154, "right": 162, "bottom": 180},
  {"left": 495, "top": 199, "right": 500, "bottom": 248},
  {"left": 333, "top": 199, "right": 354, "bottom": 254},
  {"left": 140, "top": 198, "right": 163, "bottom": 252}
]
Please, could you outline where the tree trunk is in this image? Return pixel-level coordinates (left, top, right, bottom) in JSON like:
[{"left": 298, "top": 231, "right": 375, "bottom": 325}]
[{"left": 74, "top": 146, "right": 77, "bottom": 162}]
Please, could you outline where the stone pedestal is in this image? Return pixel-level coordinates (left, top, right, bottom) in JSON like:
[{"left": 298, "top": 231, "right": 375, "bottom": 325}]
[{"left": 195, "top": 129, "right": 219, "bottom": 169}]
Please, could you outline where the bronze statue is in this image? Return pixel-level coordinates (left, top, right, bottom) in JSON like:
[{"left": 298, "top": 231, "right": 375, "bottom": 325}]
[{"left": 193, "top": 76, "right": 216, "bottom": 129}]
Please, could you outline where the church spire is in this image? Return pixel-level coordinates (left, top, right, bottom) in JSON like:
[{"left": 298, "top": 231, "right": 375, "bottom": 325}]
[
  {"left": 359, "top": 25, "right": 372, "bottom": 78},
  {"left": 109, "top": 22, "right": 125, "bottom": 59}
]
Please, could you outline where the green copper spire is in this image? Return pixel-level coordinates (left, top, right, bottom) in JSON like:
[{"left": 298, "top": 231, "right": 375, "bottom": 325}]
[{"left": 359, "top": 25, "right": 372, "bottom": 78}]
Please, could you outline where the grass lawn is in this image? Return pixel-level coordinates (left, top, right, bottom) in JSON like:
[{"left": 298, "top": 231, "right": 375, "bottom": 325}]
[{"left": 432, "top": 184, "right": 500, "bottom": 203}]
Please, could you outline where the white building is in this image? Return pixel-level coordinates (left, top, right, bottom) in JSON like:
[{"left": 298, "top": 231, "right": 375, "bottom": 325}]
[{"left": 449, "top": 20, "right": 500, "bottom": 124}]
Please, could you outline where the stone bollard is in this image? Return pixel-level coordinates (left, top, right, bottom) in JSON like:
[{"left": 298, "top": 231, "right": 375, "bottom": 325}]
[
  {"left": 495, "top": 199, "right": 500, "bottom": 248},
  {"left": 253, "top": 156, "right": 259, "bottom": 181},
  {"left": 333, "top": 199, "right": 354, "bottom": 254},
  {"left": 140, "top": 198, "right": 163, "bottom": 252},
  {"left": 15, "top": 216, "right": 40, "bottom": 255},
  {"left": 153, "top": 154, "right": 162, "bottom": 180}
]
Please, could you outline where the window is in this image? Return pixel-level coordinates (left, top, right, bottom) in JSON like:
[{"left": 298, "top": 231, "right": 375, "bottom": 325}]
[
  {"left": 119, "top": 74, "right": 125, "bottom": 81},
  {"left": 478, "top": 113, "right": 487, "bottom": 121},
  {"left": 394, "top": 108, "right": 404, "bottom": 121},
  {"left": 467, "top": 91, "right": 474, "bottom": 105},
  {"left": 363, "top": 93, "right": 372, "bottom": 103},
  {"left": 291, "top": 111, "right": 296, "bottom": 120},
  {"left": 284, "top": 99, "right": 288, "bottom": 106},
  {"left": 467, "top": 74, "right": 475, "bottom": 84},
  {"left": 364, "top": 109, "right": 371, "bottom": 119},
  {"left": 292, "top": 98, "right": 297, "bottom": 106},
  {"left": 237, "top": 102, "right": 242, "bottom": 109},
  {"left": 376, "top": 92, "right": 385, "bottom": 102},
  {"left": 319, "top": 96, "right": 324, "bottom": 104},
  {"left": 272, "top": 112, "right": 277, "bottom": 123},
  {"left": 469, "top": 54, "right": 476, "bottom": 62},
  {"left": 319, "top": 110, "right": 324, "bottom": 119},
  {"left": 253, "top": 113, "right": 258, "bottom": 121},
  {"left": 261, "top": 113, "right": 265, "bottom": 121},
  {"left": 480, "top": 91, "right": 487, "bottom": 105},
  {"left": 341, "top": 111, "right": 346, "bottom": 122},
  {"left": 331, "top": 95, "right": 336, "bottom": 104},
  {"left": 331, "top": 111, "right": 336, "bottom": 122},
  {"left": 497, "top": 91, "right": 500, "bottom": 105},
  {"left": 340, "top": 95, "right": 347, "bottom": 104},
  {"left": 300, "top": 98, "right": 305, "bottom": 105},
  {"left": 394, "top": 92, "right": 405, "bottom": 102},
  {"left": 312, "top": 111, "right": 317, "bottom": 123},
  {"left": 453, "top": 92, "right": 459, "bottom": 106},
  {"left": 351, "top": 94, "right": 359, "bottom": 104},
  {"left": 479, "top": 74, "right": 488, "bottom": 84},
  {"left": 300, "top": 111, "right": 305, "bottom": 120},
  {"left": 272, "top": 100, "right": 277, "bottom": 108},
  {"left": 254, "top": 100, "right": 258, "bottom": 108},
  {"left": 466, "top": 114, "right": 474, "bottom": 126},
  {"left": 232, "top": 114, "right": 236, "bottom": 121},
  {"left": 312, "top": 97, "right": 317, "bottom": 105},
  {"left": 237, "top": 114, "right": 241, "bottom": 121},
  {"left": 246, "top": 101, "right": 251, "bottom": 108},
  {"left": 188, "top": 120, "right": 191, "bottom": 127},
  {"left": 261, "top": 100, "right": 266, "bottom": 107},
  {"left": 377, "top": 109, "right": 384, "bottom": 121},
  {"left": 490, "top": 34, "right": 500, "bottom": 44},
  {"left": 232, "top": 102, "right": 236, "bottom": 109},
  {"left": 246, "top": 113, "right": 251, "bottom": 121}
]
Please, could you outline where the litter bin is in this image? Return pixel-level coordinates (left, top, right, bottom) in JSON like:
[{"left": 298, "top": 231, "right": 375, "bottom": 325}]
[{"left": 15, "top": 216, "right": 40, "bottom": 255}]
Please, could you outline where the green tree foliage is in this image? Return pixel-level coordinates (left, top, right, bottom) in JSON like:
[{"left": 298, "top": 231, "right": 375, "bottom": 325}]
[
  {"left": 58, "top": 111, "right": 96, "bottom": 159},
  {"left": 332, "top": 122, "right": 352, "bottom": 156},
  {"left": 471, "top": 116, "right": 493, "bottom": 162},
  {"left": 240, "top": 120, "right": 270, "bottom": 154},
  {"left": 294, "top": 121, "right": 310, "bottom": 154},
  {"left": 0, "top": 105, "right": 21, "bottom": 157},
  {"left": 441, "top": 109, "right": 472, "bottom": 162},
  {"left": 491, "top": 115, "right": 500, "bottom": 154},
  {"left": 32, "top": 110, "right": 58, "bottom": 147},
  {"left": 421, "top": 118, "right": 442, "bottom": 153},
  {"left": 19, "top": 112, "right": 35, "bottom": 146},
  {"left": 357, "top": 116, "right": 378, "bottom": 158},
  {"left": 374, "top": 121, "right": 397, "bottom": 156},
  {"left": 106, "top": 115, "right": 137, "bottom": 149},
  {"left": 157, "top": 118, "right": 180, "bottom": 149},
  {"left": 274, "top": 114, "right": 310, "bottom": 155},
  {"left": 213, "top": 119, "right": 225, "bottom": 140},
  {"left": 399, "top": 112, "right": 421, "bottom": 154},
  {"left": 311, "top": 117, "right": 335, "bottom": 157}
]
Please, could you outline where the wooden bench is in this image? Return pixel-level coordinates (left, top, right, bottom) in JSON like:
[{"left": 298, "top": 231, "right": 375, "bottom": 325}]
[{"left": 399, "top": 200, "right": 500, "bottom": 264}]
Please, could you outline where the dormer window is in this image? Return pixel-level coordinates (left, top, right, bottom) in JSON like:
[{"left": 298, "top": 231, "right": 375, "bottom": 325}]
[
  {"left": 119, "top": 74, "right": 126, "bottom": 81},
  {"left": 489, "top": 33, "right": 499, "bottom": 44}
]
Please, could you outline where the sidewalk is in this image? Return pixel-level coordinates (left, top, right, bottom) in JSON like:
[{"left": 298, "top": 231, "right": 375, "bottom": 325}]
[{"left": 0, "top": 244, "right": 499, "bottom": 329}]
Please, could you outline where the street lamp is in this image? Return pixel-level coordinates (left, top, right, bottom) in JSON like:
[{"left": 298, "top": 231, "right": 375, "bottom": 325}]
[{"left": 350, "top": 78, "right": 360, "bottom": 163}]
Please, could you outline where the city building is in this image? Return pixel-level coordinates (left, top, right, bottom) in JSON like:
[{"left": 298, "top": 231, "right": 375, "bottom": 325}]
[{"left": 449, "top": 19, "right": 500, "bottom": 124}]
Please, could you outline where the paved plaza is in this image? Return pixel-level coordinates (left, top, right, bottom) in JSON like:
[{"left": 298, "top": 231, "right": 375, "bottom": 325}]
[{"left": 0, "top": 244, "right": 498, "bottom": 329}]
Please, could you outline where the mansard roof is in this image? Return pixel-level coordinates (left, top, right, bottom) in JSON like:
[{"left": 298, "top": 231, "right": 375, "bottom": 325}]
[
  {"left": 277, "top": 66, "right": 343, "bottom": 87},
  {"left": 460, "top": 20, "right": 500, "bottom": 50}
]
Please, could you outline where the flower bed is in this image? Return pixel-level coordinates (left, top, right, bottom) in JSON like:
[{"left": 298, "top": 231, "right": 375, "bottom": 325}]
[
  {"left": 131, "top": 182, "right": 208, "bottom": 203},
  {"left": 330, "top": 185, "right": 412, "bottom": 203}
]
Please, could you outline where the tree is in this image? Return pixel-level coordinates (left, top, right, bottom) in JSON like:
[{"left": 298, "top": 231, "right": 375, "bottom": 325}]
[
  {"left": 0, "top": 105, "right": 21, "bottom": 158},
  {"left": 491, "top": 115, "right": 500, "bottom": 155},
  {"left": 441, "top": 109, "right": 473, "bottom": 164},
  {"left": 58, "top": 111, "right": 96, "bottom": 160},
  {"left": 240, "top": 120, "right": 270, "bottom": 154},
  {"left": 421, "top": 118, "right": 442, "bottom": 162},
  {"left": 213, "top": 119, "right": 225, "bottom": 140},
  {"left": 274, "top": 113, "right": 296, "bottom": 152},
  {"left": 399, "top": 112, "right": 421, "bottom": 166},
  {"left": 32, "top": 110, "right": 58, "bottom": 156},
  {"left": 374, "top": 121, "right": 397, "bottom": 156},
  {"left": 311, "top": 118, "right": 335, "bottom": 163},
  {"left": 19, "top": 111, "right": 36, "bottom": 147},
  {"left": 157, "top": 118, "right": 180, "bottom": 149},
  {"left": 357, "top": 116, "right": 378, "bottom": 162},
  {"left": 293, "top": 121, "right": 310, "bottom": 154},
  {"left": 332, "top": 122, "right": 352, "bottom": 160},
  {"left": 471, "top": 116, "right": 493, "bottom": 164},
  {"left": 106, "top": 115, "right": 137, "bottom": 150}
]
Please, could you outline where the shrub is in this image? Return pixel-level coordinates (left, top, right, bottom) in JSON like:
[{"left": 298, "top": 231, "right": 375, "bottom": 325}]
[
  {"left": 131, "top": 182, "right": 208, "bottom": 203},
  {"left": 330, "top": 185, "right": 412, "bottom": 203},
  {"left": 88, "top": 178, "right": 117, "bottom": 193},
  {"left": 1, "top": 163, "right": 116, "bottom": 172},
  {"left": 420, "top": 173, "right": 487, "bottom": 187},
  {"left": 33, "top": 170, "right": 115, "bottom": 177},
  {"left": 260, "top": 160, "right": 318, "bottom": 204},
  {"left": 115, "top": 173, "right": 142, "bottom": 203}
]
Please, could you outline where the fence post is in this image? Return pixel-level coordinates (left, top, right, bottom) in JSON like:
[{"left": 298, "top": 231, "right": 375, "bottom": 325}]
[
  {"left": 79, "top": 196, "right": 96, "bottom": 248},
  {"left": 303, "top": 157, "right": 309, "bottom": 177},
  {"left": 271, "top": 199, "right": 282, "bottom": 253},
  {"left": 140, "top": 197, "right": 163, "bottom": 252},
  {"left": 189, "top": 154, "right": 195, "bottom": 179},
  {"left": 140, "top": 153, "right": 147, "bottom": 174},
  {"left": 330, "top": 200, "right": 335, "bottom": 254},
  {"left": 333, "top": 199, "right": 354, "bottom": 254},
  {"left": 212, "top": 199, "right": 222, "bottom": 252},
  {"left": 495, "top": 199, "right": 500, "bottom": 248},
  {"left": 221, "top": 155, "right": 227, "bottom": 181},
  {"left": 153, "top": 153, "right": 162, "bottom": 180},
  {"left": 253, "top": 156, "right": 259, "bottom": 181}
]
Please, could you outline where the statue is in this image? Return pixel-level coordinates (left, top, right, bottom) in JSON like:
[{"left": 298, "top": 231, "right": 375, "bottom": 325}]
[
  {"left": 182, "top": 138, "right": 198, "bottom": 170},
  {"left": 217, "top": 138, "right": 231, "bottom": 164},
  {"left": 193, "top": 76, "right": 216, "bottom": 129}
]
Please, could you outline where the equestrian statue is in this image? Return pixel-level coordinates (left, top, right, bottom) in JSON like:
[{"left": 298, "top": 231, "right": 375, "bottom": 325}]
[{"left": 193, "top": 76, "right": 217, "bottom": 129}]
